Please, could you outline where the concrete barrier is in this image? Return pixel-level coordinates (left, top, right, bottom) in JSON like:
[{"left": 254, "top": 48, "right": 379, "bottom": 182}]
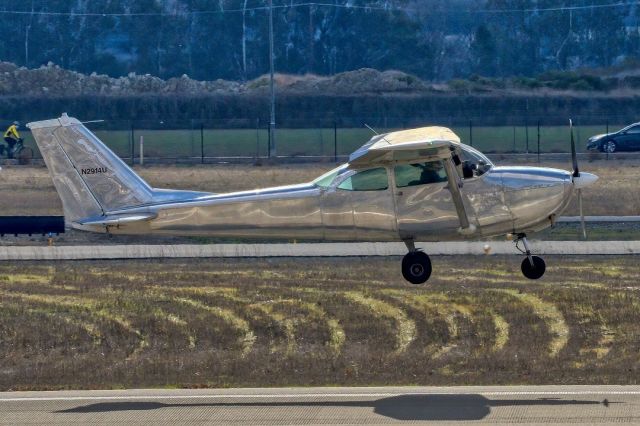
[{"left": 0, "top": 240, "right": 638, "bottom": 261}]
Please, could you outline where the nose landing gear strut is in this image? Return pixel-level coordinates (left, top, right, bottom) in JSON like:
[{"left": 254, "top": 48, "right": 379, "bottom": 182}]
[
  {"left": 515, "top": 233, "right": 546, "bottom": 279},
  {"left": 401, "top": 240, "right": 432, "bottom": 285}
]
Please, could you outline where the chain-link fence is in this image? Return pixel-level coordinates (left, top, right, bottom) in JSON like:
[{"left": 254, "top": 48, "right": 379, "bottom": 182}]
[{"left": 5, "top": 115, "right": 633, "bottom": 164}]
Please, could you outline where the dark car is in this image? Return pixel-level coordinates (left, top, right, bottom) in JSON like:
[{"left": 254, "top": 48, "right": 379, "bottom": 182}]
[{"left": 586, "top": 122, "right": 640, "bottom": 153}]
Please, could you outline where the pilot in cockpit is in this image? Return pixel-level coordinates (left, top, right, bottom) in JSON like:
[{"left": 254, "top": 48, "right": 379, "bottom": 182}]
[{"left": 410, "top": 161, "right": 447, "bottom": 185}]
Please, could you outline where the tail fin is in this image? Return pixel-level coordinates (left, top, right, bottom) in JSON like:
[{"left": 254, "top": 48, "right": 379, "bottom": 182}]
[{"left": 28, "top": 114, "right": 154, "bottom": 222}]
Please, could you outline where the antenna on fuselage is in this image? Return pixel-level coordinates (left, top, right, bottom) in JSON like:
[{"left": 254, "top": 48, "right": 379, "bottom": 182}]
[{"left": 364, "top": 123, "right": 394, "bottom": 146}]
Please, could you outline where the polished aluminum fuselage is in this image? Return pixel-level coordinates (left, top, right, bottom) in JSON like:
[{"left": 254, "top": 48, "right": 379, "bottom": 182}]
[{"left": 91, "top": 165, "right": 574, "bottom": 242}]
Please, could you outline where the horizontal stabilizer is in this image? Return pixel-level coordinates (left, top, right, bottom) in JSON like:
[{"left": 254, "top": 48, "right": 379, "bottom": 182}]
[{"left": 76, "top": 212, "right": 157, "bottom": 228}]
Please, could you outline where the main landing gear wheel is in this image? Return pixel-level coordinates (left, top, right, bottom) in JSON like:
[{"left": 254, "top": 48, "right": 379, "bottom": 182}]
[
  {"left": 402, "top": 251, "right": 432, "bottom": 284},
  {"left": 521, "top": 256, "right": 546, "bottom": 280}
]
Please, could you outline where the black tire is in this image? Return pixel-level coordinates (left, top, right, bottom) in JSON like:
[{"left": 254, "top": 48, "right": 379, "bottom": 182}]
[
  {"left": 521, "top": 256, "right": 546, "bottom": 280},
  {"left": 401, "top": 251, "right": 432, "bottom": 284},
  {"left": 16, "top": 146, "right": 33, "bottom": 165},
  {"left": 603, "top": 140, "right": 617, "bottom": 154}
]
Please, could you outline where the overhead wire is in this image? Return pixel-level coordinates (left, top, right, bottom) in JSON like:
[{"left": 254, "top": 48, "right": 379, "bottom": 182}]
[{"left": 0, "top": 1, "right": 635, "bottom": 17}]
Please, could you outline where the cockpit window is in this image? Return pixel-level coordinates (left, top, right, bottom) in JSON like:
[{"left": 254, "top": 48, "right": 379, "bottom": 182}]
[
  {"left": 313, "top": 164, "right": 347, "bottom": 189},
  {"left": 338, "top": 167, "right": 389, "bottom": 191},
  {"left": 394, "top": 161, "right": 448, "bottom": 188},
  {"left": 458, "top": 146, "right": 492, "bottom": 178}
]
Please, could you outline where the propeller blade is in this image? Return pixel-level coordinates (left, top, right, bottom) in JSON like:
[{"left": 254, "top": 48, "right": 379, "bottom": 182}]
[
  {"left": 570, "top": 119, "right": 580, "bottom": 178},
  {"left": 578, "top": 188, "right": 587, "bottom": 239}
]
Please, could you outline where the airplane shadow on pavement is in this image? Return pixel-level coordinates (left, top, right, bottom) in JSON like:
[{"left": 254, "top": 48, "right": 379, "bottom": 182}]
[{"left": 56, "top": 394, "right": 611, "bottom": 421}]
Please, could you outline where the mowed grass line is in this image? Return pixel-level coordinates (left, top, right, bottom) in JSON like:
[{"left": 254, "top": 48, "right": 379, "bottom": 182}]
[
  {"left": 381, "top": 289, "right": 459, "bottom": 358},
  {"left": 343, "top": 291, "right": 416, "bottom": 355},
  {"left": 274, "top": 298, "right": 345, "bottom": 357},
  {"left": 248, "top": 301, "right": 297, "bottom": 356},
  {"left": 489, "top": 310, "right": 510, "bottom": 353},
  {"left": 0, "top": 301, "right": 103, "bottom": 347},
  {"left": 0, "top": 291, "right": 149, "bottom": 360},
  {"left": 258, "top": 286, "right": 347, "bottom": 357},
  {"left": 493, "top": 289, "right": 569, "bottom": 358},
  {"left": 172, "top": 296, "right": 256, "bottom": 357},
  {"left": 149, "top": 307, "right": 196, "bottom": 350},
  {"left": 0, "top": 273, "right": 52, "bottom": 285},
  {"left": 382, "top": 290, "right": 504, "bottom": 359},
  {"left": 163, "top": 286, "right": 288, "bottom": 354},
  {"left": 409, "top": 293, "right": 471, "bottom": 359}
]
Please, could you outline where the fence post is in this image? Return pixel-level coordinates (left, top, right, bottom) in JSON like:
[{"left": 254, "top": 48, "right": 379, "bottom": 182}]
[
  {"left": 139, "top": 135, "right": 144, "bottom": 166},
  {"left": 130, "top": 123, "right": 134, "bottom": 165},
  {"left": 537, "top": 120, "right": 540, "bottom": 163},
  {"left": 605, "top": 118, "right": 609, "bottom": 161},
  {"left": 256, "top": 118, "right": 260, "bottom": 158},
  {"left": 334, "top": 121, "right": 338, "bottom": 162},
  {"left": 200, "top": 124, "right": 204, "bottom": 164},
  {"left": 525, "top": 119, "right": 529, "bottom": 154},
  {"left": 469, "top": 120, "right": 473, "bottom": 147},
  {"left": 267, "top": 122, "right": 272, "bottom": 158}
]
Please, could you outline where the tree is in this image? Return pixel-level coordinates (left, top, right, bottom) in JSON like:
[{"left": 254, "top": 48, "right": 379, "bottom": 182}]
[{"left": 471, "top": 25, "right": 497, "bottom": 76}]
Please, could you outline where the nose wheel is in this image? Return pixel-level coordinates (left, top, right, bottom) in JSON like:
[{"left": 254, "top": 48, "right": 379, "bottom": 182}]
[
  {"left": 515, "top": 234, "right": 546, "bottom": 280},
  {"left": 402, "top": 240, "right": 432, "bottom": 284}
]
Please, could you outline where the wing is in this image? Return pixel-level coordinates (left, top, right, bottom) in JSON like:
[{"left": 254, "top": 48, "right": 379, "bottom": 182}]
[
  {"left": 348, "top": 126, "right": 461, "bottom": 167},
  {"left": 349, "top": 126, "right": 476, "bottom": 235}
]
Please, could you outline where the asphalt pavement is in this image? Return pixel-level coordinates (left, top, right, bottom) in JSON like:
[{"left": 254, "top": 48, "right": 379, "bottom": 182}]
[{"left": 1, "top": 385, "right": 638, "bottom": 425}]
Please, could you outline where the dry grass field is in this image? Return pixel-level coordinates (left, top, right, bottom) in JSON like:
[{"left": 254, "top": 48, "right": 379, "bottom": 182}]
[
  {"left": 0, "top": 160, "right": 638, "bottom": 217},
  {"left": 0, "top": 255, "right": 639, "bottom": 391}
]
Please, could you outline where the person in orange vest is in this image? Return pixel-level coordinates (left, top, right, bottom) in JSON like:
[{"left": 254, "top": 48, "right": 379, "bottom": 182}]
[{"left": 3, "top": 121, "right": 21, "bottom": 159}]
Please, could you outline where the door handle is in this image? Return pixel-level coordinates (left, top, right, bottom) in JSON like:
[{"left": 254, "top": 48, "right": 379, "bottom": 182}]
[{"left": 396, "top": 191, "right": 403, "bottom": 196}]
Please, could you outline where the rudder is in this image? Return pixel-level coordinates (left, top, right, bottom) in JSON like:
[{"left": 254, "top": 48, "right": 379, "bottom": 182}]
[{"left": 28, "top": 114, "right": 154, "bottom": 222}]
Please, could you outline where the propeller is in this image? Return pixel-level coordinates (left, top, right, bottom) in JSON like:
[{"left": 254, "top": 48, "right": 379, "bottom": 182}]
[
  {"left": 569, "top": 119, "right": 598, "bottom": 239},
  {"left": 569, "top": 120, "right": 585, "bottom": 239},
  {"left": 570, "top": 119, "right": 579, "bottom": 178}
]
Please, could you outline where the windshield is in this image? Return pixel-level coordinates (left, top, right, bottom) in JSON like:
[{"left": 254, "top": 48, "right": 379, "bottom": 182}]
[
  {"left": 312, "top": 164, "right": 348, "bottom": 189},
  {"left": 459, "top": 145, "right": 493, "bottom": 177}
]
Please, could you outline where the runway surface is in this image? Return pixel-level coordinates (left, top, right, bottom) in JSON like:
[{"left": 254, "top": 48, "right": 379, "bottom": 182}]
[
  {"left": 1, "top": 386, "right": 638, "bottom": 425},
  {"left": 1, "top": 240, "right": 640, "bottom": 260}
]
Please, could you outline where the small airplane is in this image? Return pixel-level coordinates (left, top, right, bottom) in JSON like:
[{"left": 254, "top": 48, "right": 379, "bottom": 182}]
[{"left": 28, "top": 114, "right": 598, "bottom": 284}]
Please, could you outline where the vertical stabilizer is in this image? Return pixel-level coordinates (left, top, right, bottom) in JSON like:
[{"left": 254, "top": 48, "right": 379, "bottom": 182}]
[{"left": 28, "top": 114, "right": 154, "bottom": 222}]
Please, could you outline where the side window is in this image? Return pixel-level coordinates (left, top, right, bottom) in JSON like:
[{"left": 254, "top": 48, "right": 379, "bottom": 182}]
[
  {"left": 394, "top": 161, "right": 448, "bottom": 188},
  {"left": 338, "top": 168, "right": 388, "bottom": 191}
]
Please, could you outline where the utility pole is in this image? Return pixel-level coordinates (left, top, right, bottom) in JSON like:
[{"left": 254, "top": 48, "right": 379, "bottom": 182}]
[{"left": 268, "top": 0, "right": 277, "bottom": 157}]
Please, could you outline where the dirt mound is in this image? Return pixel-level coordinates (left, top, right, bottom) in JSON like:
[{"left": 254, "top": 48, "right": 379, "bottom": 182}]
[
  {"left": 265, "top": 68, "right": 431, "bottom": 94},
  {"left": 0, "top": 62, "right": 431, "bottom": 97}
]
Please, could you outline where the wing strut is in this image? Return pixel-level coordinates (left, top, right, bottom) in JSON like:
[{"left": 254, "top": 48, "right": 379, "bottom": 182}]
[{"left": 443, "top": 157, "right": 476, "bottom": 236}]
